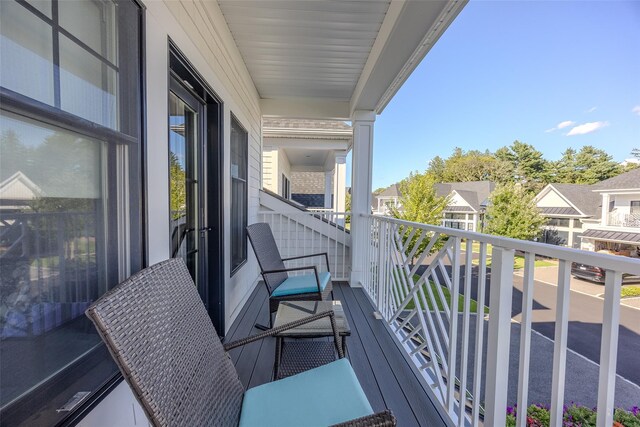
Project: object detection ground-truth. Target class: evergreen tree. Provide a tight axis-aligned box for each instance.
[495,141,549,192]
[573,145,621,184]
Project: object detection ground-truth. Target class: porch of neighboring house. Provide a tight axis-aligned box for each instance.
[224,281,447,427]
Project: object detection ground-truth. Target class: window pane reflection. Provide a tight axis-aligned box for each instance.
[0,110,111,408]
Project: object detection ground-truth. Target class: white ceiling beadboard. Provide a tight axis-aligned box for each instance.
[218,0,391,101]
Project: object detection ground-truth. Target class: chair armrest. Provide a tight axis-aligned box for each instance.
[330,410,396,427]
[223,309,344,358]
[262,266,323,294]
[281,252,331,273]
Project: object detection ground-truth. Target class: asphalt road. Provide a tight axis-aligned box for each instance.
[417,263,640,387]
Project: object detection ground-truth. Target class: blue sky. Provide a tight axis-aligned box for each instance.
[362,0,640,190]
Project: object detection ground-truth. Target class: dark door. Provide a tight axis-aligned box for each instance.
[168,59,225,333]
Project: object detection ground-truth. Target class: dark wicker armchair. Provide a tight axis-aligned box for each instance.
[247,222,334,329]
[85,259,395,427]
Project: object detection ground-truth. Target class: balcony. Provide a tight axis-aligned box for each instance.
[607,212,640,228]
[259,208,640,427]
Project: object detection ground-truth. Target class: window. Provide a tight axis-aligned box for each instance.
[231,116,248,274]
[547,217,571,228]
[0,1,143,425]
[282,173,290,199]
[631,201,640,214]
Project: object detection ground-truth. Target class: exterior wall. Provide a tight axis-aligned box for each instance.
[537,189,572,207]
[448,191,471,208]
[80,1,263,425]
[277,149,292,195]
[442,212,477,231]
[262,147,278,193]
[540,217,582,248]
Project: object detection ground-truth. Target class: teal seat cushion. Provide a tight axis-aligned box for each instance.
[271,271,331,297]
[239,359,373,427]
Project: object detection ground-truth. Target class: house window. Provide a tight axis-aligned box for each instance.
[0,1,143,425]
[547,217,570,228]
[231,115,248,274]
[282,174,291,199]
[631,201,640,214]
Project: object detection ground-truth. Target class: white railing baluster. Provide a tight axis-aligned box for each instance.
[446,236,461,414]
[472,241,487,426]
[517,252,535,427]
[484,246,514,427]
[596,270,623,427]
[551,260,571,427]
[457,239,474,426]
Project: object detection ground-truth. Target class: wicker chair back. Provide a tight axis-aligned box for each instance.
[86,258,244,427]
[246,222,288,293]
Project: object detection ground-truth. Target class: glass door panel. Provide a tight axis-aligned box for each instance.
[169,90,199,285]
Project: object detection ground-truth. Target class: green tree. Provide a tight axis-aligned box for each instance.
[391,172,450,255]
[495,141,549,192]
[426,155,445,181]
[573,145,621,184]
[169,152,186,220]
[552,148,579,183]
[484,183,546,241]
[437,147,509,183]
[631,148,640,159]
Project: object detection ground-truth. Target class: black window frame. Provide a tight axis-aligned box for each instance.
[230,114,248,275]
[0,0,145,425]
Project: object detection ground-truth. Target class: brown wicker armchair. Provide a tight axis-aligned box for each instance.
[247,222,334,329]
[86,258,395,427]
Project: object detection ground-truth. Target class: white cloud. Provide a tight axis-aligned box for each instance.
[633,105,640,116]
[566,121,609,136]
[586,106,597,113]
[545,120,575,132]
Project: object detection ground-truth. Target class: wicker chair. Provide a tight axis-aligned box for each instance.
[86,259,395,427]
[247,222,333,329]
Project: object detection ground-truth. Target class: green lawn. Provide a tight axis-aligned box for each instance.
[404,275,489,313]
[472,254,556,270]
[621,286,640,298]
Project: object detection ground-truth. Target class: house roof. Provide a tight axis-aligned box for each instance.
[377,184,400,198]
[593,167,640,191]
[263,118,351,131]
[539,207,581,216]
[435,181,495,211]
[544,183,602,217]
[580,229,640,245]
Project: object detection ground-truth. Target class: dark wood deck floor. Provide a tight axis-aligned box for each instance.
[223,282,447,427]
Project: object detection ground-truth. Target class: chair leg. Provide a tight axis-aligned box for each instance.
[254,312,273,331]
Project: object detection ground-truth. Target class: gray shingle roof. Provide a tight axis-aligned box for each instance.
[580,229,640,244]
[546,184,601,217]
[539,207,581,216]
[593,167,640,190]
[435,181,495,211]
[377,184,400,198]
[263,118,352,131]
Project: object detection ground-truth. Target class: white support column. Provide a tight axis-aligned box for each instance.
[324,170,333,209]
[601,194,610,226]
[350,110,375,287]
[334,151,347,213]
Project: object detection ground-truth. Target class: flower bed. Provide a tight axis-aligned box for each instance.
[505,403,640,427]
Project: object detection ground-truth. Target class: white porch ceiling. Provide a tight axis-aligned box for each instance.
[218,0,466,119]
[218,1,390,101]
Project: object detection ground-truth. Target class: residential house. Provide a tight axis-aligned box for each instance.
[0,1,636,427]
[372,183,401,215]
[534,168,640,254]
[534,183,601,248]
[580,168,640,256]
[436,181,495,232]
[262,118,351,211]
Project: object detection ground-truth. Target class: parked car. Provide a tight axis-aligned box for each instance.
[571,262,640,284]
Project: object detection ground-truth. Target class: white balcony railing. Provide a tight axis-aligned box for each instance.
[360,214,640,427]
[607,211,640,228]
[258,211,351,280]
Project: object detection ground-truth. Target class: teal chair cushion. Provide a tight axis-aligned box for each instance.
[239,359,373,427]
[271,271,331,297]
